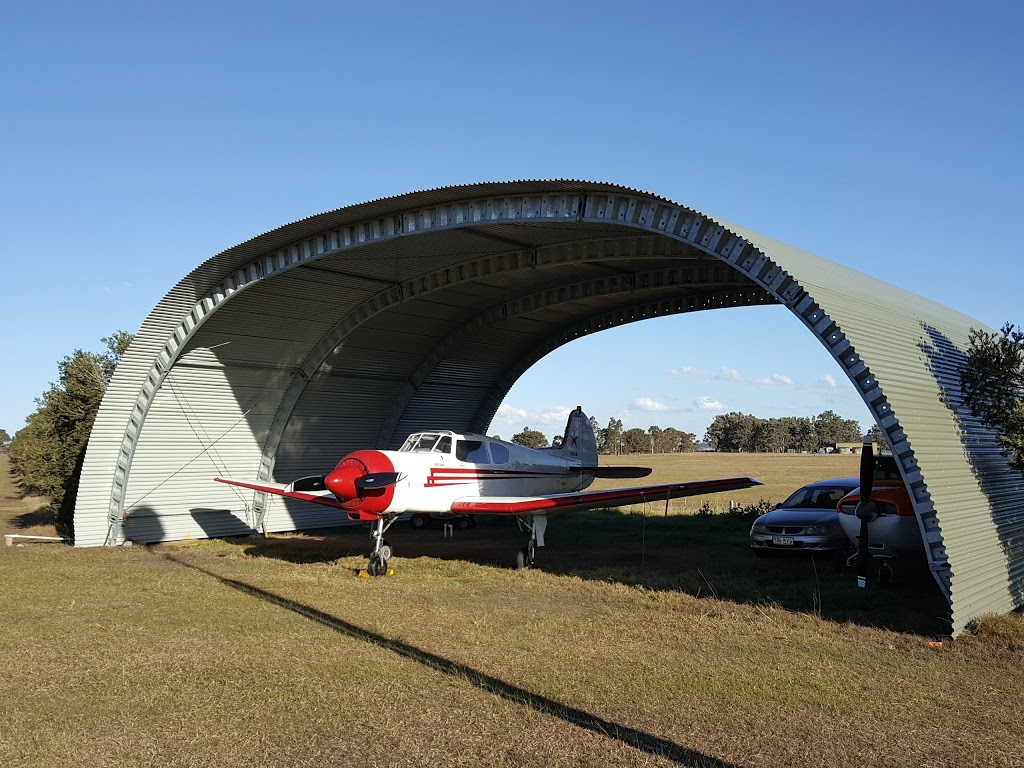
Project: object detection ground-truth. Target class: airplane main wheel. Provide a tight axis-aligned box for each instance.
[515,548,529,570]
[410,514,428,530]
[379,540,393,561]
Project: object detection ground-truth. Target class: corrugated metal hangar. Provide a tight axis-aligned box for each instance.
[75,180,1022,634]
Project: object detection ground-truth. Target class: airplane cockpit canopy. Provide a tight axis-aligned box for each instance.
[399,432,512,465]
[399,432,453,453]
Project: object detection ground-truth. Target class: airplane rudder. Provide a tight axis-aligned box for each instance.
[563,405,597,465]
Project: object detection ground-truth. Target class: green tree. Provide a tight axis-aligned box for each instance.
[511,427,548,449]
[604,417,623,454]
[0,427,10,452]
[9,332,134,538]
[750,418,789,453]
[665,428,697,452]
[622,427,649,454]
[960,323,1024,470]
[780,417,817,453]
[813,410,862,449]
[647,426,663,454]
[867,424,888,453]
[588,415,603,452]
[705,412,757,452]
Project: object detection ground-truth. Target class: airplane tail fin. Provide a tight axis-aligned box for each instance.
[551,406,598,467]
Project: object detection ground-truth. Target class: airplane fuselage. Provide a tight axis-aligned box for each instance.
[332,432,591,520]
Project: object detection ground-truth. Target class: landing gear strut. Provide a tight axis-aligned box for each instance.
[365,515,398,576]
[514,514,547,569]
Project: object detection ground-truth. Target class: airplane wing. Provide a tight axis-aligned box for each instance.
[214,477,347,509]
[450,476,762,514]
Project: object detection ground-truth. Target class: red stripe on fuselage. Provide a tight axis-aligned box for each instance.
[424,467,569,487]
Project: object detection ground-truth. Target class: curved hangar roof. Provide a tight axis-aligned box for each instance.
[76,180,1022,634]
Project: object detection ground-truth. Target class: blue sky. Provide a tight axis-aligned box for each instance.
[2,0,1021,442]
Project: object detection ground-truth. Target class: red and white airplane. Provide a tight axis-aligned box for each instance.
[216,407,761,575]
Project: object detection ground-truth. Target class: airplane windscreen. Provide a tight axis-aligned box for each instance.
[401,433,443,452]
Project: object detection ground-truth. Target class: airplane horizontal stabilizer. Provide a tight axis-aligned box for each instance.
[450,476,762,515]
[214,476,347,509]
[577,466,652,479]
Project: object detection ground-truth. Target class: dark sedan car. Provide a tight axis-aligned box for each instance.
[749,476,859,555]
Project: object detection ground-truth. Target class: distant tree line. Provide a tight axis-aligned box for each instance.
[8,332,133,538]
[511,418,698,455]
[703,410,863,453]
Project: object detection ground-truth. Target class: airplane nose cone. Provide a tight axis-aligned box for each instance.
[326,450,397,514]
[326,465,362,499]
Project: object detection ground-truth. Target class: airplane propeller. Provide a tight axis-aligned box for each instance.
[854,433,878,588]
[354,472,402,491]
[326,465,401,500]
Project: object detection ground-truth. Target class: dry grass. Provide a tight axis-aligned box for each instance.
[0,454,60,537]
[2,453,1023,768]
[591,452,863,511]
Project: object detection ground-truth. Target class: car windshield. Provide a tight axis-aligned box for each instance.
[873,455,901,481]
[780,485,855,509]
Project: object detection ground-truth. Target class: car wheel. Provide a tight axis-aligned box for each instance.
[878,562,895,588]
[831,549,848,573]
[410,514,428,530]
[455,516,472,530]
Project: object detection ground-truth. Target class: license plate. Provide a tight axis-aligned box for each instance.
[772,536,795,546]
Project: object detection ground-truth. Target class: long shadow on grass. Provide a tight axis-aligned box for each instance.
[165,553,741,768]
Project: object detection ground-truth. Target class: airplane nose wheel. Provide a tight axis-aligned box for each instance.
[365,516,397,577]
[367,552,389,577]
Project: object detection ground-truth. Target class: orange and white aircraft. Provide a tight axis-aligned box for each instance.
[216,407,761,575]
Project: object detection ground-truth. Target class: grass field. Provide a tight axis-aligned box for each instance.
[2,453,1022,767]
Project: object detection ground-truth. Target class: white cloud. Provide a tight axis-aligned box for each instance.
[672,366,713,380]
[675,365,795,386]
[537,406,573,425]
[492,404,572,430]
[696,396,726,412]
[820,374,837,388]
[496,403,527,421]
[634,397,670,412]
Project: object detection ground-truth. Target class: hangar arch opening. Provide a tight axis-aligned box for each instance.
[492,305,876,445]
[74,181,1024,635]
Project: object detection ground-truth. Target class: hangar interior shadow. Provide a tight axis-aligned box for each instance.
[164,552,742,768]
[216,509,952,638]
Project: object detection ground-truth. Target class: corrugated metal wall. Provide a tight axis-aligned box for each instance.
[74,181,1023,634]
